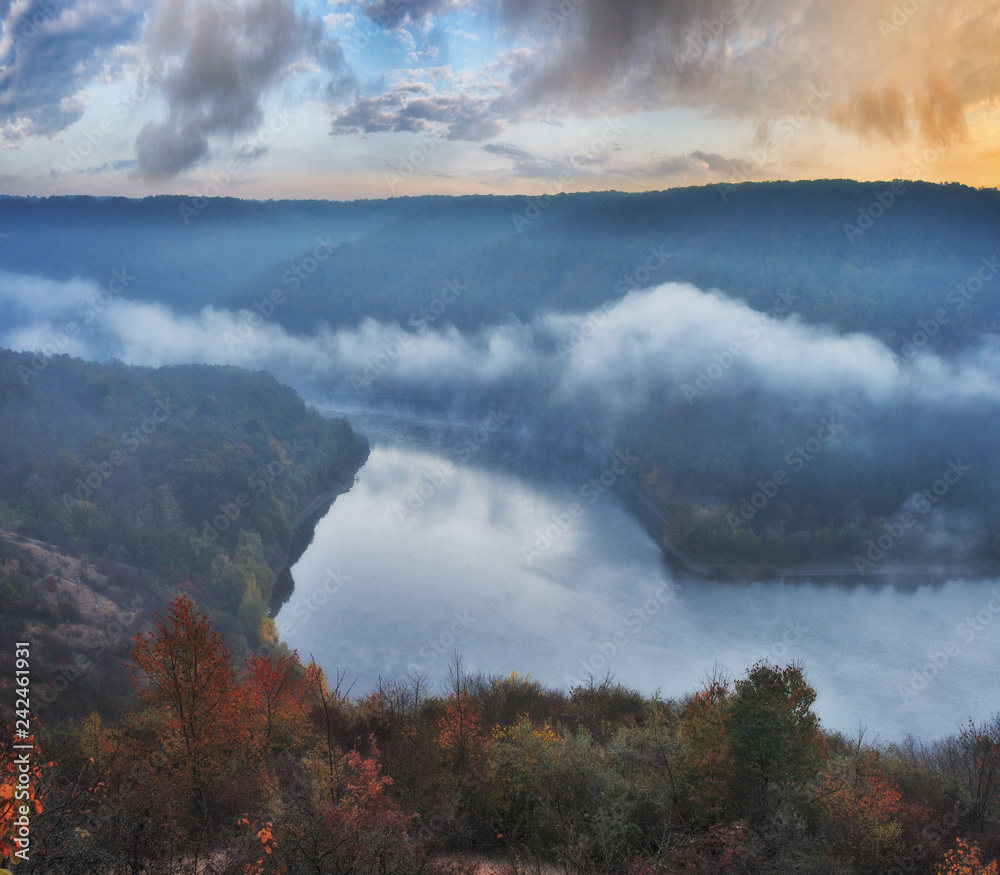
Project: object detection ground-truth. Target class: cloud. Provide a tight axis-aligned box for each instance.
[358,0,470,30]
[5,271,1000,419]
[336,0,989,153]
[0,270,95,319]
[831,83,908,143]
[915,70,969,147]
[645,150,750,179]
[546,285,903,414]
[332,81,505,140]
[832,72,969,147]
[482,140,600,177]
[135,0,342,177]
[0,0,147,141]
[318,0,992,165]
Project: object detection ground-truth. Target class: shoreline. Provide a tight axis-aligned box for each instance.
[266,479,357,617]
[616,469,1000,586]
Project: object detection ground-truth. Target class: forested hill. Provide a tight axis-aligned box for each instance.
[3,182,1000,573]
[4,182,999,348]
[0,194,419,308]
[0,349,369,652]
[214,180,1000,345]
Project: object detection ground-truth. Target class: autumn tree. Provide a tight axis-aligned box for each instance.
[302,663,357,806]
[820,735,905,873]
[127,594,245,823]
[436,692,488,778]
[29,713,178,874]
[241,650,312,758]
[678,670,734,822]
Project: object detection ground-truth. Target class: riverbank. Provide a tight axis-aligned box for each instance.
[614,464,1000,586]
[267,480,358,616]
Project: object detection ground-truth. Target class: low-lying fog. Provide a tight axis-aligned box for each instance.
[3,270,1000,740]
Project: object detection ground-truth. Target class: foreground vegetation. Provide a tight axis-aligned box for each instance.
[2,595,998,874]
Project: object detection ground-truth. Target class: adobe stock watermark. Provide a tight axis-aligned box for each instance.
[59,397,180,512]
[179,108,294,223]
[900,256,999,360]
[351,278,467,391]
[510,117,628,233]
[9,0,70,53]
[34,612,142,713]
[717,83,832,200]
[853,459,971,575]
[555,245,670,360]
[51,66,165,176]
[393,406,514,524]
[612,245,671,296]
[275,567,348,640]
[223,236,341,352]
[898,587,1000,704]
[543,0,586,29]
[757,620,808,667]
[411,611,477,669]
[681,288,799,403]
[522,449,639,567]
[33,654,93,711]
[407,277,467,331]
[726,415,845,532]
[555,301,618,360]
[384,131,439,193]
[342,0,411,62]
[878,0,930,38]
[674,0,751,68]
[190,438,310,554]
[564,582,678,688]
[843,180,907,242]
[18,268,135,386]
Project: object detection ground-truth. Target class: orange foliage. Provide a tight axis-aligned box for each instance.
[436,693,488,774]
[679,679,733,821]
[0,724,45,864]
[936,838,999,875]
[821,746,904,870]
[128,595,245,797]
[241,651,311,756]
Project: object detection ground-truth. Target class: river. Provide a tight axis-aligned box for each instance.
[275,407,1000,743]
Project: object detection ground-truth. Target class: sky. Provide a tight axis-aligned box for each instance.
[0,0,997,200]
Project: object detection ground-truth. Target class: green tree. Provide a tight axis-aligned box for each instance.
[726,662,827,820]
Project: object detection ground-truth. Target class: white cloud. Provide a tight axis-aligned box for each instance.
[3,272,1000,413]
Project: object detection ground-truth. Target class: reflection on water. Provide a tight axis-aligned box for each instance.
[276,415,1000,742]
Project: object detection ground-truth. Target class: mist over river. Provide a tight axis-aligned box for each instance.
[275,407,1000,743]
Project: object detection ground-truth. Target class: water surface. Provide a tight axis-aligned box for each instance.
[276,411,1000,742]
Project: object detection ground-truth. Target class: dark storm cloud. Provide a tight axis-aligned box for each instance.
[495,0,759,113]
[492,0,992,148]
[0,0,147,140]
[335,0,992,155]
[135,0,343,178]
